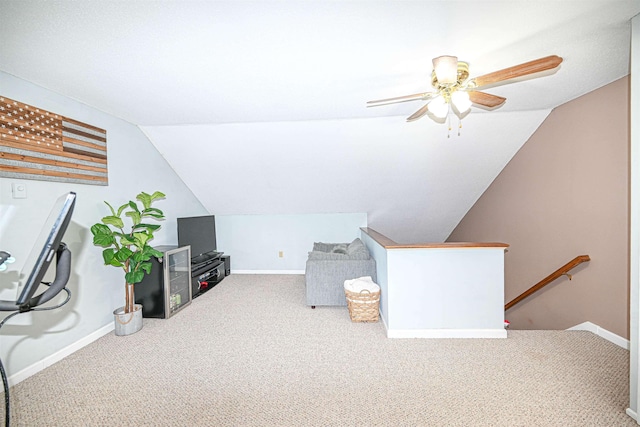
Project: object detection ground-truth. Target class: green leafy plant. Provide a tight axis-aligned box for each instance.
[91,191,166,313]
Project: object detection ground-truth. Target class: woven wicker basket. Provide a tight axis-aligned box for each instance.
[345,288,380,322]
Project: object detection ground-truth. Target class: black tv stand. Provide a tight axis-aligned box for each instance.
[191,253,225,298]
[191,250,222,266]
[177,215,226,298]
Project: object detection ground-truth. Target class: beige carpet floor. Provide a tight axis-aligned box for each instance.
[0,274,634,426]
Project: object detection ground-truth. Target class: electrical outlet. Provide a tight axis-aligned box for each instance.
[11,182,27,199]
[278,251,284,258]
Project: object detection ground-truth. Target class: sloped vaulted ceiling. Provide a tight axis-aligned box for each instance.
[1,1,639,242]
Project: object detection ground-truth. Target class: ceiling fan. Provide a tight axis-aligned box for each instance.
[367,55,563,123]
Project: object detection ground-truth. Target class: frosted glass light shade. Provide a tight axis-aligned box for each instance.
[429,95,448,118]
[451,90,472,113]
[433,56,458,85]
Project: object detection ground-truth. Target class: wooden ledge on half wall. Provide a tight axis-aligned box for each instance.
[360,227,509,250]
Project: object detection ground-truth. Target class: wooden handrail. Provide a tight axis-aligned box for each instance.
[505,255,590,311]
[360,227,509,250]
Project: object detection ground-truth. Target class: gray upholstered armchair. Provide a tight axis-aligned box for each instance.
[304,238,377,308]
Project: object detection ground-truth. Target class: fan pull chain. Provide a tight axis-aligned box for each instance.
[447,114,452,138]
[458,118,462,136]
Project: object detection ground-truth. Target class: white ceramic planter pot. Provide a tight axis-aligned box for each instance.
[113,304,143,336]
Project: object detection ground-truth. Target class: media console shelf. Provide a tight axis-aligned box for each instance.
[191,254,225,298]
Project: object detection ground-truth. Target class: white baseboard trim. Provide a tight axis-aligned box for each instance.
[8,323,114,387]
[625,407,637,421]
[567,321,629,350]
[386,328,508,339]
[232,270,305,275]
[380,310,507,339]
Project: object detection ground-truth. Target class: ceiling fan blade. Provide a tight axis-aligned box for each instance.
[406,104,430,122]
[472,55,563,88]
[468,91,506,108]
[367,92,433,106]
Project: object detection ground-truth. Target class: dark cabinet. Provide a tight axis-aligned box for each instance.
[135,245,192,318]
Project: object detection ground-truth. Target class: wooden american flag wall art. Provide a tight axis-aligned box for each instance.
[0,96,108,185]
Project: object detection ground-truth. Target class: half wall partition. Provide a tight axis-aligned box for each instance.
[360,227,508,338]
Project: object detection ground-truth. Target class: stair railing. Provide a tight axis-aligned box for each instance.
[505,255,590,311]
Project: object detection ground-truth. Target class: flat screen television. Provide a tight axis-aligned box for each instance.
[177,215,219,263]
[16,191,76,307]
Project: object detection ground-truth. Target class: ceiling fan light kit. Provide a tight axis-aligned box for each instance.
[432,55,459,85]
[429,95,448,119]
[450,90,472,114]
[367,55,564,136]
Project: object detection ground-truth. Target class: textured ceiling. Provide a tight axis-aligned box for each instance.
[1,1,638,242]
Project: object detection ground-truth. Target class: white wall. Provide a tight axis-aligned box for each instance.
[361,231,389,320]
[0,71,208,379]
[217,213,367,272]
[628,12,640,422]
[385,248,504,333]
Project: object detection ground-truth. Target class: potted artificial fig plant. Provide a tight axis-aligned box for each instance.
[91,191,165,335]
